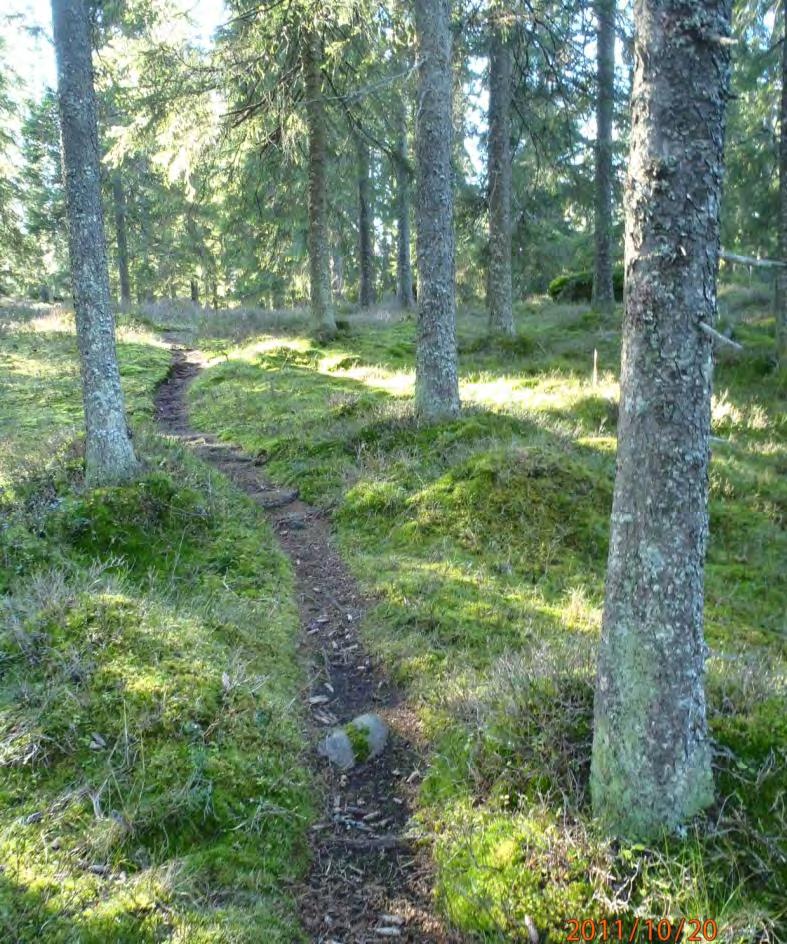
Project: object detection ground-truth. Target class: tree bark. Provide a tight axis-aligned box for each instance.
[190,278,199,303]
[777,0,787,366]
[357,137,376,307]
[111,170,131,305]
[486,21,515,336]
[51,0,138,485]
[591,0,732,838]
[394,92,415,309]
[592,0,616,312]
[304,30,337,339]
[332,244,345,299]
[414,0,460,420]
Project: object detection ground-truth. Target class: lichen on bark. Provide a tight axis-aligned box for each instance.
[304,28,337,340]
[413,0,460,421]
[591,0,732,838]
[52,0,138,486]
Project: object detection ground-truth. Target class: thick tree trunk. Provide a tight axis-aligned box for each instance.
[777,2,787,366]
[111,170,131,305]
[592,0,616,312]
[394,93,415,309]
[357,137,376,307]
[304,30,337,339]
[51,0,138,485]
[414,0,460,420]
[486,22,514,336]
[591,0,732,838]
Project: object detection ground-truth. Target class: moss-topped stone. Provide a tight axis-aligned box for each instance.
[318,713,389,769]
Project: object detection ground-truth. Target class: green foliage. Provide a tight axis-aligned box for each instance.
[17,91,69,300]
[548,266,624,303]
[0,42,28,296]
[722,0,781,258]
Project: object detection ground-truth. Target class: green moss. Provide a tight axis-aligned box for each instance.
[344,720,371,762]
[0,310,312,942]
[0,460,312,941]
[547,266,624,303]
[186,299,786,938]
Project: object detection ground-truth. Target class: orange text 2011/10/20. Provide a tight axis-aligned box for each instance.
[565,918,719,943]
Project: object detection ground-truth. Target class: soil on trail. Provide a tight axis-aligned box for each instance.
[155,346,462,944]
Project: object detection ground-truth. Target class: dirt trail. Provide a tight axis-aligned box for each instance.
[155,345,461,944]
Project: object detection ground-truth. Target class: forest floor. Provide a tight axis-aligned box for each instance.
[0,290,785,942]
[155,342,459,942]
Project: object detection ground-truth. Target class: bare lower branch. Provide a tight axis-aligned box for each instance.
[700,322,744,351]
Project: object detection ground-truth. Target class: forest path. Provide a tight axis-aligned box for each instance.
[155,344,460,944]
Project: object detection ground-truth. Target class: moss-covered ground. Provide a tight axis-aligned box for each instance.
[0,304,312,942]
[187,292,786,941]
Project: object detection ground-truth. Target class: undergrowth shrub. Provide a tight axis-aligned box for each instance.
[548,267,624,303]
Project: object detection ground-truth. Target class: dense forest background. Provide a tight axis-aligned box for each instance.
[0,0,780,310]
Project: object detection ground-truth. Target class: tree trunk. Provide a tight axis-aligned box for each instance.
[395,92,415,309]
[111,170,131,305]
[486,21,514,336]
[332,244,345,299]
[777,1,787,366]
[138,195,154,303]
[591,0,732,838]
[414,0,460,420]
[592,0,616,312]
[357,137,376,307]
[304,30,337,339]
[51,0,138,486]
[190,278,199,303]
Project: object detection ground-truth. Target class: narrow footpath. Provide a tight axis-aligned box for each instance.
[155,345,461,944]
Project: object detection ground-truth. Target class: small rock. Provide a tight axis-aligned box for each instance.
[282,513,306,530]
[318,729,355,769]
[259,488,298,509]
[352,713,388,757]
[318,713,389,769]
